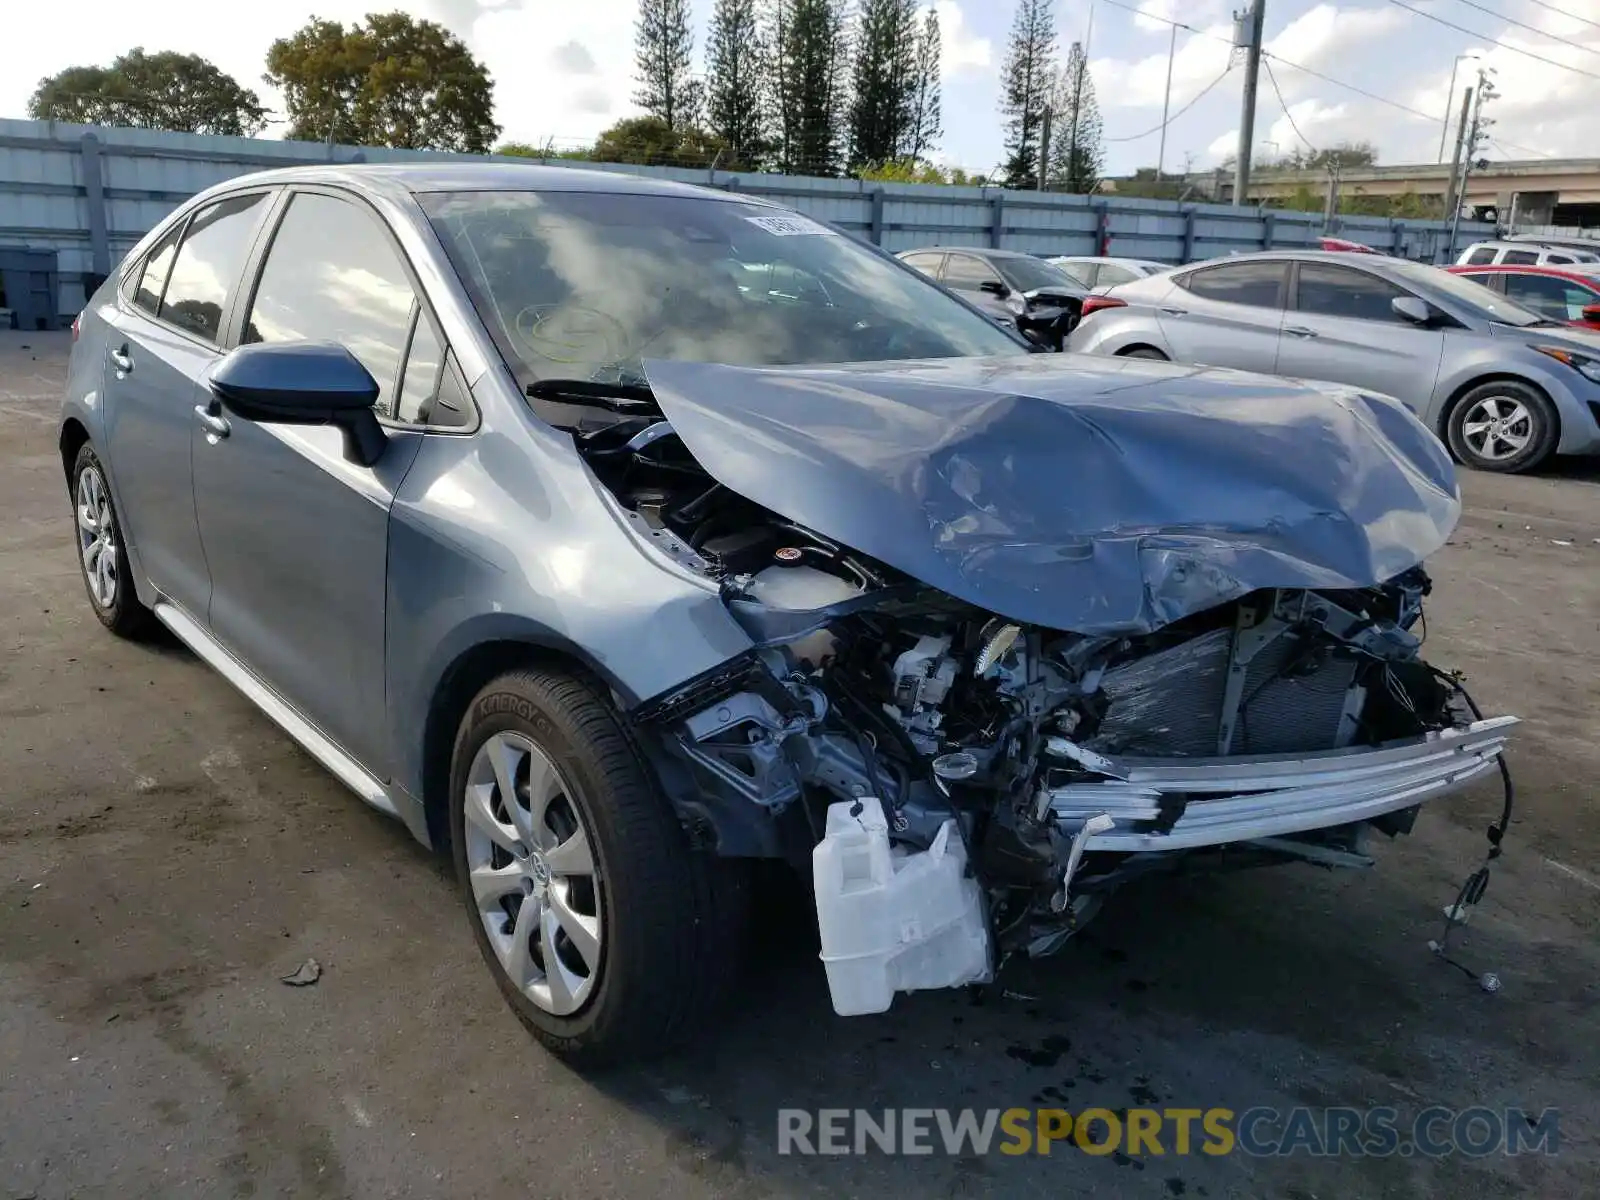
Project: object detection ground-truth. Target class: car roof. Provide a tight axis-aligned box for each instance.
[203,160,784,207]
[1465,239,1599,254]
[1451,261,1600,281]
[897,246,1041,260]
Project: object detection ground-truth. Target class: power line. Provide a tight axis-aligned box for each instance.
[1105,64,1233,141]
[1386,0,1600,81]
[1445,0,1600,57]
[1521,0,1600,33]
[1094,0,1237,48]
[1262,57,1316,152]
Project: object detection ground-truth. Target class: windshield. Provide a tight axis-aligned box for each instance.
[1000,256,1083,293]
[1390,259,1556,327]
[420,190,1025,385]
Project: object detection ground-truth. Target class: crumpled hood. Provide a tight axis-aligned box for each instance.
[641,355,1461,635]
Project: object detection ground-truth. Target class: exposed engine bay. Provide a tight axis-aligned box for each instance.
[554,375,1517,1014]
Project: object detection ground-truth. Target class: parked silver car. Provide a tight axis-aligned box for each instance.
[62,166,1514,1064]
[1065,250,1600,472]
[1046,255,1170,290]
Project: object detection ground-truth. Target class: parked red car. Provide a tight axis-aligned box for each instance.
[1447,262,1600,331]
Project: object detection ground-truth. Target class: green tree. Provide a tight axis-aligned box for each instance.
[998,0,1055,188]
[496,140,593,161]
[28,49,266,136]
[591,115,728,167]
[847,0,918,171]
[635,0,701,131]
[265,12,499,152]
[1048,41,1103,193]
[770,0,851,176]
[705,0,770,165]
[904,5,942,162]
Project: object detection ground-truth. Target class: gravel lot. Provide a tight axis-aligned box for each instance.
[1,329,1596,1199]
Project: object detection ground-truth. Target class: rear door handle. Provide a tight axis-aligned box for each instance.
[1284,325,1319,338]
[1159,307,1188,317]
[194,404,231,440]
[109,346,133,374]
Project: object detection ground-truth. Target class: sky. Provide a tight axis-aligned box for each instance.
[2,0,1598,178]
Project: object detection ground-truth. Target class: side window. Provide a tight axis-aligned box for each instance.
[131,222,184,316]
[943,254,1000,291]
[244,192,417,419]
[1465,247,1498,265]
[1504,274,1594,322]
[159,193,268,342]
[1295,263,1407,323]
[1546,254,1574,265]
[1179,262,1285,307]
[1096,264,1136,287]
[395,310,459,426]
[1501,250,1539,265]
[901,253,944,277]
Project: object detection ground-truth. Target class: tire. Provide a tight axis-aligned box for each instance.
[448,667,748,1067]
[1120,347,1169,361]
[70,444,154,638]
[1445,380,1559,474]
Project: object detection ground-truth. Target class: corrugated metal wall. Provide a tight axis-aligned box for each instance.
[0,116,1496,321]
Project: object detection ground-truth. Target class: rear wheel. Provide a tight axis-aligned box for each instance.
[449,667,748,1067]
[1446,380,1558,473]
[1120,346,1169,361]
[71,444,153,638]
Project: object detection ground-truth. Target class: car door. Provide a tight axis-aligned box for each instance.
[942,252,1012,323]
[1500,272,1600,327]
[1156,260,1288,372]
[1274,261,1446,406]
[102,192,273,618]
[191,187,445,773]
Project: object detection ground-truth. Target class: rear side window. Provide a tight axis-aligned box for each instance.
[1294,263,1408,323]
[1501,250,1539,265]
[132,223,183,316]
[158,193,268,342]
[1464,247,1497,265]
[1179,262,1285,307]
[243,192,417,419]
[1546,255,1574,265]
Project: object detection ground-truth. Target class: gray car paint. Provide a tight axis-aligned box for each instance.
[1067,250,1600,457]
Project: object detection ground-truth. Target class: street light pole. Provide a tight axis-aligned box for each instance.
[1231,0,1266,207]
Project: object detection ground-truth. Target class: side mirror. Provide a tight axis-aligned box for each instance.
[979,279,1010,297]
[1582,304,1600,324]
[1391,295,1432,326]
[210,342,386,466]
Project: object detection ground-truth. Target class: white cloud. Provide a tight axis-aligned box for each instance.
[1131,0,1231,36]
[936,0,992,75]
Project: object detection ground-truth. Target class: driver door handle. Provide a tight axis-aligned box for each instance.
[1284,325,1319,339]
[194,404,231,440]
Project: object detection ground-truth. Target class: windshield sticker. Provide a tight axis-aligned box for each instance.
[744,215,839,237]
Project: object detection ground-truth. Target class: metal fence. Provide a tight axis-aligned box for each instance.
[0,116,1497,327]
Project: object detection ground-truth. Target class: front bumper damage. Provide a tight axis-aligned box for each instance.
[1043,716,1519,852]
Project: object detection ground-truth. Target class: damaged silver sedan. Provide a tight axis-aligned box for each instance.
[62,164,1515,1066]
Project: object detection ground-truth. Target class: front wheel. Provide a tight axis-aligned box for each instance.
[1446,381,1558,473]
[448,667,747,1067]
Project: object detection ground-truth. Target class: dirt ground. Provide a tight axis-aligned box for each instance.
[1,329,1596,1199]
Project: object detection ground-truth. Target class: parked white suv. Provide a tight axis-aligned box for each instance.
[1457,240,1600,267]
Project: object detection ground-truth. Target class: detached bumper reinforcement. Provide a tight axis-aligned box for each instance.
[1044,717,1518,852]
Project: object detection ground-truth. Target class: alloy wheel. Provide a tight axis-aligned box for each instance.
[1459,395,1534,462]
[461,731,603,1016]
[76,466,117,608]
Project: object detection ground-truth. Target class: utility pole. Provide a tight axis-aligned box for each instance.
[1156,23,1177,180]
[1231,0,1266,207]
[1450,74,1495,256]
[1443,86,1473,227]
[1037,105,1053,191]
[1322,162,1341,233]
[1437,53,1478,163]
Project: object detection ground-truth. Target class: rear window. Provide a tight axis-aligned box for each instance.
[1179,261,1285,307]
